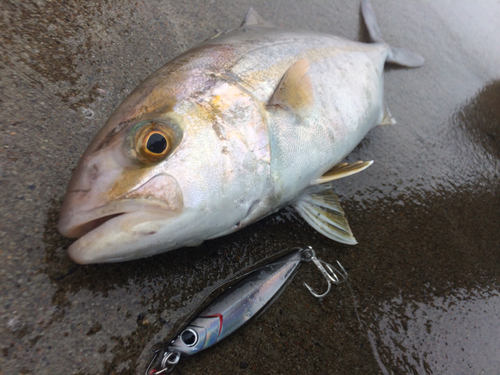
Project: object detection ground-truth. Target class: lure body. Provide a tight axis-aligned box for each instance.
[168,251,302,356]
[147,247,346,374]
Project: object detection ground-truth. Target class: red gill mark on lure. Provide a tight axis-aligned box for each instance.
[201,313,223,336]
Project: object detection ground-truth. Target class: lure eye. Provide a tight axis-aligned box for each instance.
[133,121,175,163]
[180,328,198,347]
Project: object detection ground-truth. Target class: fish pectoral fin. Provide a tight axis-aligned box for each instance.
[314,160,373,185]
[379,105,396,126]
[294,189,357,245]
[268,59,314,112]
[240,8,276,28]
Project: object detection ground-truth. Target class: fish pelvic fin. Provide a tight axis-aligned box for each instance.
[268,59,314,111]
[241,8,276,28]
[314,160,373,185]
[361,0,424,68]
[294,189,357,245]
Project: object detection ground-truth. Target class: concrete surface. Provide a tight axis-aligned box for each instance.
[1,0,500,374]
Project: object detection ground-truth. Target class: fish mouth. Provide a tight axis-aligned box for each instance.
[58,200,178,264]
[58,199,171,239]
[63,212,124,239]
[58,172,184,263]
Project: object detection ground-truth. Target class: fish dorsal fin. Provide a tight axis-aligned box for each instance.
[294,189,357,245]
[203,29,231,42]
[208,30,224,40]
[240,8,276,28]
[269,59,314,111]
[314,160,373,185]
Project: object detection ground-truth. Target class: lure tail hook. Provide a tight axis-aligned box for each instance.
[301,247,347,298]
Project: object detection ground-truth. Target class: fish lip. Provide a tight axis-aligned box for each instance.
[57,199,171,239]
[66,210,171,264]
[58,172,183,239]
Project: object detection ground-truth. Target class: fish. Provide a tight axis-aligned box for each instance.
[146,247,346,374]
[58,0,424,263]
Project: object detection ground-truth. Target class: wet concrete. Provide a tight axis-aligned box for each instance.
[1,0,500,374]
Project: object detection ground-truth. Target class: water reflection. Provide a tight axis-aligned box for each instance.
[359,81,500,374]
[369,286,500,374]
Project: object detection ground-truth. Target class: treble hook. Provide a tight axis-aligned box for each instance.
[301,246,347,298]
[145,349,161,375]
[145,348,180,375]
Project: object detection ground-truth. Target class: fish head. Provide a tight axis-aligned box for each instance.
[58,66,270,264]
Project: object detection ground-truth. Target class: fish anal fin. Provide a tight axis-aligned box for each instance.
[379,105,396,126]
[294,189,357,245]
[241,8,276,28]
[269,59,314,111]
[314,160,373,185]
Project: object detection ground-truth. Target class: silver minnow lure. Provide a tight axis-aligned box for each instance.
[146,247,347,374]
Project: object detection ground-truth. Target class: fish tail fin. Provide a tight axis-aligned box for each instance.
[361,0,424,68]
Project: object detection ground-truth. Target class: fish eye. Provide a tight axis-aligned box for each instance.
[146,132,167,154]
[132,121,175,163]
[180,328,198,347]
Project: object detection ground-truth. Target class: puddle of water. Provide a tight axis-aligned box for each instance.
[369,286,500,374]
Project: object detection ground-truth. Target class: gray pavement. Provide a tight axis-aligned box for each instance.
[1,1,500,374]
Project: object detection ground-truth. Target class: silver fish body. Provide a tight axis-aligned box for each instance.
[58,1,423,263]
[200,29,386,225]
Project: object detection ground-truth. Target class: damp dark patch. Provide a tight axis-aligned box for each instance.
[0,1,105,85]
[62,84,104,110]
[103,322,161,375]
[87,322,103,336]
[342,184,500,305]
[452,80,500,158]
[0,1,140,111]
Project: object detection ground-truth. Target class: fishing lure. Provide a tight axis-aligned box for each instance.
[146,247,347,374]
